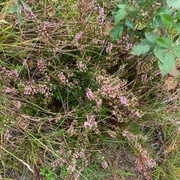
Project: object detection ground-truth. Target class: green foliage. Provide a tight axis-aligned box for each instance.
[109,0,180,76]
[158,51,175,76]
[145,32,159,44]
[173,21,180,33]
[40,167,57,180]
[130,44,151,56]
[114,9,126,25]
[160,13,174,26]
[172,45,180,57]
[116,1,179,76]
[167,0,180,9]
[110,24,123,41]
[156,37,171,49]
[3,0,32,26]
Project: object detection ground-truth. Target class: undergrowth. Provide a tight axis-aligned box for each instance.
[0,0,179,180]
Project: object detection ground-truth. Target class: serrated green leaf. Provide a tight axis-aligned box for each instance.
[153,15,163,28]
[110,24,123,41]
[156,7,174,15]
[140,39,153,46]
[173,22,180,33]
[114,9,126,25]
[158,52,175,76]
[125,19,135,30]
[145,32,159,43]
[172,45,180,57]
[130,44,151,56]
[161,14,174,26]
[167,0,180,9]
[154,45,167,63]
[156,37,171,49]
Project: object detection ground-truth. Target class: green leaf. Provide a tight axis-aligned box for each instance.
[172,35,180,43]
[21,0,32,11]
[153,15,163,28]
[14,0,19,6]
[110,24,123,41]
[176,10,180,20]
[173,22,180,33]
[145,32,159,43]
[161,14,174,26]
[167,0,180,9]
[125,19,135,30]
[17,14,23,26]
[154,45,167,63]
[117,4,126,9]
[140,38,153,46]
[156,7,173,15]
[8,5,18,13]
[130,44,151,56]
[114,9,126,25]
[158,52,175,76]
[172,45,180,57]
[156,37,171,49]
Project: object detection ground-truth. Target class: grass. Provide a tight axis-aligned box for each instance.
[0,0,180,180]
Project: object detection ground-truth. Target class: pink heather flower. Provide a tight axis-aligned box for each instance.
[74,168,83,180]
[15,101,21,110]
[24,85,33,95]
[96,99,102,107]
[102,160,108,169]
[97,7,105,24]
[134,111,142,118]
[141,150,156,168]
[58,72,67,84]
[22,5,37,21]
[67,164,75,173]
[119,96,129,106]
[5,87,16,93]
[3,69,19,82]
[73,31,83,46]
[84,114,97,130]
[86,88,96,100]
[37,59,46,72]
[77,61,86,71]
[106,42,113,53]
[50,159,60,167]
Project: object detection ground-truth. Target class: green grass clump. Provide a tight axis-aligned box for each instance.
[0,0,179,180]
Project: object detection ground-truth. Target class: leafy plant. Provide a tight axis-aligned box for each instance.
[110,1,180,76]
[40,167,57,180]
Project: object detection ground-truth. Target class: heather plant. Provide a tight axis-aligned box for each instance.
[0,0,180,180]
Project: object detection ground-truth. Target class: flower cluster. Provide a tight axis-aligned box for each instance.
[72,31,83,47]
[22,5,37,21]
[77,0,96,25]
[84,114,99,134]
[122,130,156,180]
[37,58,47,73]
[76,61,87,71]
[0,68,19,83]
[97,7,105,24]
[58,72,68,85]
[23,80,53,97]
